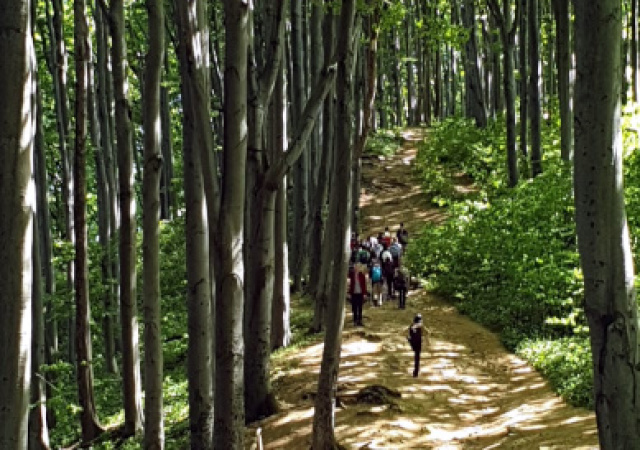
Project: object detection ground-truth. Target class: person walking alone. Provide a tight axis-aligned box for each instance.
[408,314,427,377]
[349,263,368,326]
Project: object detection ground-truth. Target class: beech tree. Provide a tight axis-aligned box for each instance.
[312,0,357,446]
[574,0,640,447]
[0,0,35,446]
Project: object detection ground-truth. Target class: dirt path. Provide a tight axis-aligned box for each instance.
[250,129,598,449]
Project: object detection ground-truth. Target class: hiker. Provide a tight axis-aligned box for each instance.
[381,227,392,248]
[408,313,426,377]
[349,263,368,326]
[350,232,359,252]
[357,244,371,266]
[397,222,409,248]
[369,257,384,306]
[389,237,403,268]
[394,266,409,309]
[382,251,395,300]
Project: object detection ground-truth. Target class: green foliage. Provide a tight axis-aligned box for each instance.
[407,114,595,408]
[365,129,403,157]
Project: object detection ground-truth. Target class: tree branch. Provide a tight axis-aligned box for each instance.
[263,63,338,191]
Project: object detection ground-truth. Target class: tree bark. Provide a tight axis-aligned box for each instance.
[143,0,165,446]
[574,1,640,448]
[312,0,356,447]
[108,0,144,434]
[215,1,249,447]
[552,0,573,161]
[74,0,104,439]
[529,0,542,177]
[0,3,34,447]
[175,1,215,447]
[462,0,487,127]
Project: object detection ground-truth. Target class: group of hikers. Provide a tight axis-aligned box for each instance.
[347,222,411,327]
[347,222,428,377]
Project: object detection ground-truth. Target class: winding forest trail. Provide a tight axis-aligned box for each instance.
[250,130,598,449]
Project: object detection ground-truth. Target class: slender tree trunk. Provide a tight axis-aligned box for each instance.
[291,0,309,294]
[175,1,215,446]
[0,4,34,442]
[143,0,165,446]
[462,0,487,127]
[632,0,639,102]
[160,82,174,220]
[529,0,542,177]
[519,0,528,160]
[552,0,573,161]
[312,0,356,447]
[574,1,640,447]
[271,64,291,351]
[74,0,103,439]
[108,0,144,434]
[215,1,249,446]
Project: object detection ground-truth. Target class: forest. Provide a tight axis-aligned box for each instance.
[0,0,638,448]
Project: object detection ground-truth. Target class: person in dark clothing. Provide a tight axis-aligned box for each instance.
[408,314,424,377]
[382,254,395,300]
[349,263,368,326]
[394,267,408,309]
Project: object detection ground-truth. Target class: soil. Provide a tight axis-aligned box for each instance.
[247,129,598,449]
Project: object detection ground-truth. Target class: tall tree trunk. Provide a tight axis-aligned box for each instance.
[574,1,640,447]
[392,29,403,126]
[74,0,104,439]
[488,0,519,187]
[462,0,487,127]
[632,0,639,102]
[312,0,356,447]
[47,0,75,363]
[215,1,249,446]
[291,0,309,294]
[143,0,165,446]
[0,3,34,441]
[31,76,51,450]
[529,0,542,177]
[175,1,215,447]
[108,0,144,434]
[160,82,174,220]
[552,0,573,161]
[519,0,528,160]
[271,64,291,351]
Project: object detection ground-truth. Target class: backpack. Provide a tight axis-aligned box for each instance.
[394,270,407,290]
[371,264,382,282]
[389,244,400,259]
[358,248,370,264]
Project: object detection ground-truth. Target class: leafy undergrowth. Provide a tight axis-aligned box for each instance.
[406,109,640,409]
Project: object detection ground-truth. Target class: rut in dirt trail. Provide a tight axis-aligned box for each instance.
[250,129,599,449]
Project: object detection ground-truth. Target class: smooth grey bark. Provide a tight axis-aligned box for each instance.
[392,28,403,126]
[142,0,165,446]
[107,0,144,434]
[311,0,356,447]
[290,0,309,294]
[271,63,291,351]
[215,1,249,446]
[462,0,487,127]
[519,0,528,160]
[528,0,542,177]
[30,78,51,450]
[488,0,520,187]
[632,0,639,102]
[159,82,174,220]
[74,0,104,439]
[310,6,337,323]
[552,0,573,161]
[88,23,118,375]
[175,1,214,447]
[46,0,74,362]
[0,3,34,447]
[405,0,414,124]
[574,1,640,447]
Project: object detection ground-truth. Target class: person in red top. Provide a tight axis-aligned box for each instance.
[348,263,368,326]
[381,227,392,248]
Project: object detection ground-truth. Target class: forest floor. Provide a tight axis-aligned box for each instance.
[246,129,599,449]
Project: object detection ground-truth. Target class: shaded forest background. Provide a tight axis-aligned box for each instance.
[2,0,640,448]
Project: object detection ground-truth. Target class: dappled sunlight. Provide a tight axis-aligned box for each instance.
[251,129,598,449]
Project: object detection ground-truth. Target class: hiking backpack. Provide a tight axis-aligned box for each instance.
[371,263,382,282]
